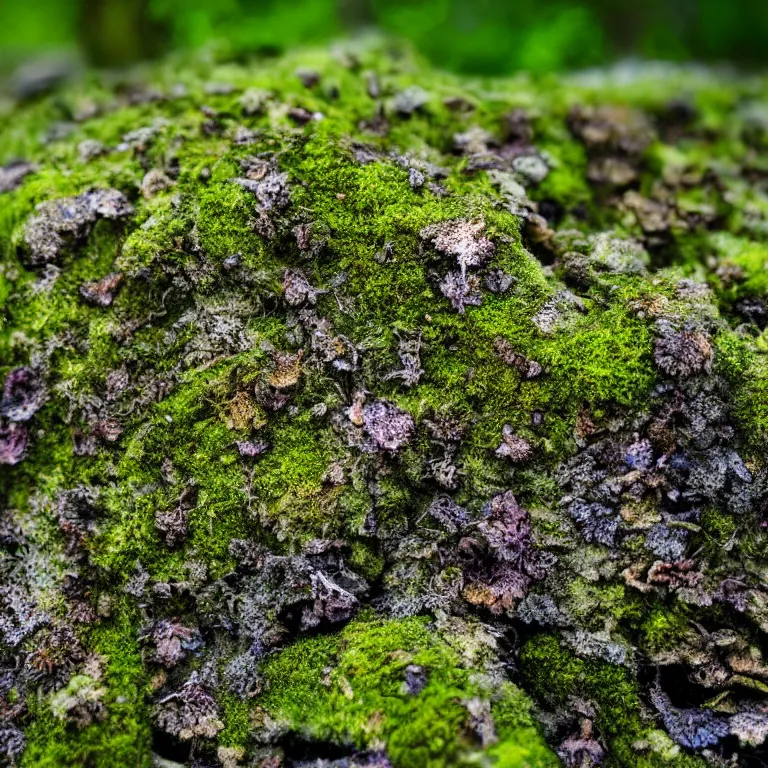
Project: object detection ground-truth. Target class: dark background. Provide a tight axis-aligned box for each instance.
[1,0,767,74]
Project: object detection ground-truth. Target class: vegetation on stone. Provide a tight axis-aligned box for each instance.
[1,37,768,768]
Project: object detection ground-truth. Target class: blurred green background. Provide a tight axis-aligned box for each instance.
[1,0,768,74]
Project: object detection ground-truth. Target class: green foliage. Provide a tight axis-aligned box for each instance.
[640,605,690,655]
[567,580,644,631]
[715,330,768,453]
[708,234,768,310]
[4,0,768,74]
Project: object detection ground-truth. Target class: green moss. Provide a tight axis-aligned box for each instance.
[261,614,557,768]
[534,302,655,412]
[566,580,643,631]
[348,540,385,581]
[715,330,768,453]
[700,507,738,547]
[709,233,768,304]
[249,411,339,541]
[641,606,690,655]
[488,684,561,767]
[22,608,152,768]
[118,195,193,272]
[534,135,591,206]
[520,635,707,768]
[219,695,253,749]
[194,181,268,262]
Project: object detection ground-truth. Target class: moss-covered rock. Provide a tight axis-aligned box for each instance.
[1,38,768,768]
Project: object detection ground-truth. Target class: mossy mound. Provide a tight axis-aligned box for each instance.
[2,38,768,768]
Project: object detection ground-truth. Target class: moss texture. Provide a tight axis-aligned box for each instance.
[1,38,768,768]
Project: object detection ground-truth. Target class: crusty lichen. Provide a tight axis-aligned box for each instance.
[1,37,768,768]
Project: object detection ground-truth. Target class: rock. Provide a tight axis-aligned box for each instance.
[2,38,767,768]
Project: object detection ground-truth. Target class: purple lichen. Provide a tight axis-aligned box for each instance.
[362,400,414,452]
[0,423,28,465]
[654,326,714,379]
[0,367,45,422]
[650,686,729,750]
[495,424,534,463]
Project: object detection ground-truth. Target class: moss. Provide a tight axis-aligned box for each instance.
[700,507,738,547]
[261,614,557,768]
[91,359,258,581]
[534,135,591,206]
[218,695,252,749]
[533,301,655,413]
[488,684,561,767]
[715,330,768,453]
[566,580,644,631]
[194,182,268,262]
[640,605,691,655]
[21,607,152,768]
[520,635,706,768]
[205,399,344,547]
[347,540,385,582]
[708,233,768,309]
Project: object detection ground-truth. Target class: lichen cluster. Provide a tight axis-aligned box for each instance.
[1,38,768,768]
